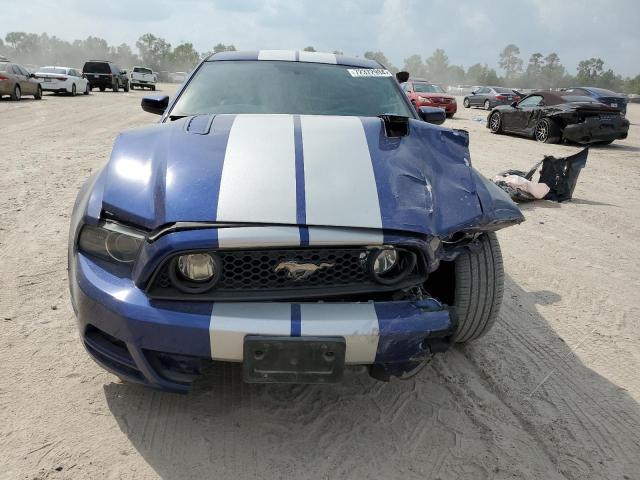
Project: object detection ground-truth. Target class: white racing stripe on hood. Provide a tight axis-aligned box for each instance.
[216,115,297,224]
[301,115,382,229]
[257,50,296,61]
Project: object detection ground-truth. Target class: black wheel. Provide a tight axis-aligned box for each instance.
[488,111,502,133]
[534,118,561,143]
[112,80,119,92]
[34,85,42,100]
[484,99,491,110]
[99,86,105,92]
[84,83,90,95]
[151,85,156,91]
[446,112,454,119]
[131,84,135,90]
[463,97,470,108]
[11,85,21,101]
[71,83,76,96]
[123,81,129,92]
[453,232,504,343]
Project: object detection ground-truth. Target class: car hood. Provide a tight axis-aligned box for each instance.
[416,92,453,99]
[97,114,522,236]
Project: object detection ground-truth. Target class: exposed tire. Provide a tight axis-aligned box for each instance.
[463,98,470,108]
[84,83,90,95]
[123,82,129,92]
[484,99,491,110]
[534,118,561,144]
[113,80,119,92]
[151,85,156,91]
[446,112,454,119]
[488,111,502,133]
[11,85,21,101]
[34,85,42,100]
[99,86,105,92]
[452,232,504,343]
[71,83,76,96]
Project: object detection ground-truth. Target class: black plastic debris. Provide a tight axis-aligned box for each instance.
[492,148,588,203]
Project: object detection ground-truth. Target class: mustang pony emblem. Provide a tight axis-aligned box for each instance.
[275,261,335,281]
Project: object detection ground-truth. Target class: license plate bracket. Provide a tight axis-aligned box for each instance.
[243,336,346,384]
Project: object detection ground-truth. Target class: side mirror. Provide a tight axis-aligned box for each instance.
[418,106,446,125]
[29,73,36,78]
[141,94,169,115]
[396,71,410,83]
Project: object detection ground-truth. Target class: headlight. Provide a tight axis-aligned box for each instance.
[78,223,144,263]
[367,247,417,285]
[418,96,431,103]
[169,252,222,293]
[372,248,398,274]
[177,253,216,282]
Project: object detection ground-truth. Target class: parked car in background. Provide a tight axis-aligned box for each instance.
[402,79,457,117]
[446,85,475,95]
[130,66,156,91]
[82,60,129,92]
[170,71,187,83]
[564,87,627,115]
[36,66,89,95]
[0,59,42,100]
[487,91,629,144]
[463,86,521,110]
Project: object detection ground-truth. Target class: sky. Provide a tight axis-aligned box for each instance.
[1,0,639,76]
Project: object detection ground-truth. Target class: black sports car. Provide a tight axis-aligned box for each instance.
[486,91,629,144]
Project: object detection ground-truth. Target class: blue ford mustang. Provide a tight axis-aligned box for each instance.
[68,50,524,393]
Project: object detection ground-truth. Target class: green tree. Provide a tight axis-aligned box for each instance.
[626,74,640,94]
[213,43,236,54]
[170,42,200,72]
[402,54,426,78]
[447,65,466,84]
[576,57,604,83]
[540,53,565,88]
[425,49,449,81]
[364,51,398,73]
[467,63,500,85]
[136,33,171,71]
[498,44,523,80]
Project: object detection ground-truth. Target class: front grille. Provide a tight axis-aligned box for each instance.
[147,247,426,301]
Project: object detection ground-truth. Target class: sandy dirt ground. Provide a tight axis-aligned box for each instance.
[1,85,639,480]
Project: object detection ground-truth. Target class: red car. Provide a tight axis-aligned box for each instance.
[402,80,457,118]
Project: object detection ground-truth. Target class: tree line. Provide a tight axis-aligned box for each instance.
[1,33,638,93]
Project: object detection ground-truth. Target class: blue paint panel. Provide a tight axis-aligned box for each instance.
[374,302,452,364]
[74,254,213,358]
[291,304,301,337]
[293,115,306,226]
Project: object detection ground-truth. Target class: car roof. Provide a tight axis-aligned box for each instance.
[529,91,601,106]
[206,50,381,69]
[572,86,618,96]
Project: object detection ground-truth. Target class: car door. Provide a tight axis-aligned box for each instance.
[15,65,35,94]
[70,69,87,90]
[472,87,487,106]
[509,95,543,132]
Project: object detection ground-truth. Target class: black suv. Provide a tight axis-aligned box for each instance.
[82,60,129,92]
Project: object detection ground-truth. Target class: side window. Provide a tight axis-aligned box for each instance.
[70,69,79,77]
[478,87,488,94]
[17,65,29,76]
[518,95,543,107]
[402,83,411,93]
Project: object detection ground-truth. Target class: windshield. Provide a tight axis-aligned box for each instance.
[170,61,413,118]
[134,67,152,74]
[413,83,445,93]
[40,67,67,74]
[0,63,8,72]
[83,62,110,73]
[494,87,515,94]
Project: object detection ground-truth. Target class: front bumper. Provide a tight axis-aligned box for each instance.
[71,252,454,393]
[563,116,630,144]
[417,101,457,114]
